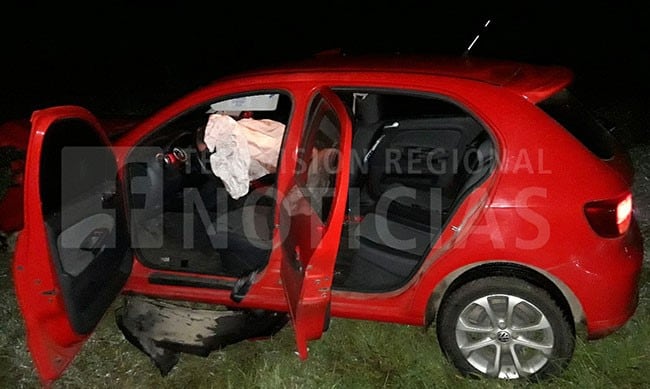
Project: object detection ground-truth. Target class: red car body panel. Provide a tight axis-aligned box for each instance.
[10,55,643,383]
[251,54,574,103]
[12,107,110,384]
[117,67,641,330]
[0,120,30,232]
[277,87,352,359]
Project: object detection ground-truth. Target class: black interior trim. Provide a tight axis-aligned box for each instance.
[333,89,498,293]
[149,272,236,290]
[40,118,132,334]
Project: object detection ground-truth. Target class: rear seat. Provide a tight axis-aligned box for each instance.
[342,136,495,291]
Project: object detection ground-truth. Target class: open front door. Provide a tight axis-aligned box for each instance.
[280,88,351,359]
[13,106,132,384]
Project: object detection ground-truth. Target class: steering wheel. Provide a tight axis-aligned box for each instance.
[151,126,278,208]
[133,131,194,216]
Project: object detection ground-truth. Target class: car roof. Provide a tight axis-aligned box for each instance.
[236,52,573,103]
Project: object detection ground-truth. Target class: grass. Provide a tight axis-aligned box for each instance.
[1,145,649,388]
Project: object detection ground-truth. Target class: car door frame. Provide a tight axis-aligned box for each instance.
[277,87,352,359]
[13,106,132,384]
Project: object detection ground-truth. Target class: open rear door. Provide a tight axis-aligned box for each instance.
[13,106,132,384]
[280,88,351,358]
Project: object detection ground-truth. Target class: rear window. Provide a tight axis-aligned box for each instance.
[537,89,617,159]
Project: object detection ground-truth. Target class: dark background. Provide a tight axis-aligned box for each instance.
[1,3,648,144]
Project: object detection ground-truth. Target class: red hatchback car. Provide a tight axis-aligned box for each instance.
[11,53,643,383]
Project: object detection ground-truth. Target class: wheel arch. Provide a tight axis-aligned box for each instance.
[425,261,585,335]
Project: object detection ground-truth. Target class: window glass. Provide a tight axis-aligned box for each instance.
[295,95,341,221]
[538,89,616,159]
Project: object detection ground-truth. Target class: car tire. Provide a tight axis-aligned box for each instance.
[436,276,574,380]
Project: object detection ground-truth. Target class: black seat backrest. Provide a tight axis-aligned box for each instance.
[349,120,384,188]
[346,120,386,217]
[457,138,495,196]
[348,93,382,187]
[365,117,481,200]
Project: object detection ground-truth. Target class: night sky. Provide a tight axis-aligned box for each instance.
[1,3,648,142]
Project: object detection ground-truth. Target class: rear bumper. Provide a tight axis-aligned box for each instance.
[583,220,643,339]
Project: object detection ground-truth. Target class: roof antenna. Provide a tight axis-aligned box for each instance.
[463,19,491,57]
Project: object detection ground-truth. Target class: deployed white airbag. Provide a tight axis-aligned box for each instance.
[203,114,284,199]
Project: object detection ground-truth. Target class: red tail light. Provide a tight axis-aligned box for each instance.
[584,193,633,238]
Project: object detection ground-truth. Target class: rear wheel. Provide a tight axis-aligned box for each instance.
[436,276,574,380]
